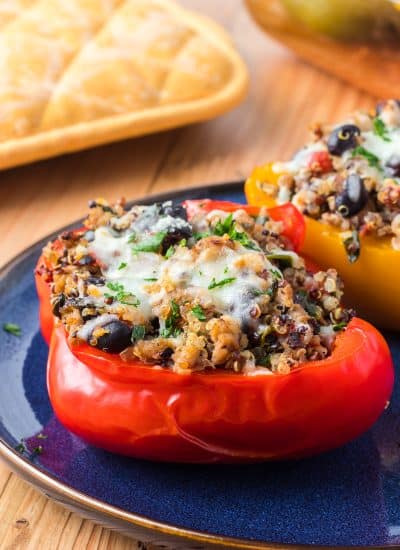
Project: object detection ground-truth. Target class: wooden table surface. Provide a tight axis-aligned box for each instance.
[0,1,376,549]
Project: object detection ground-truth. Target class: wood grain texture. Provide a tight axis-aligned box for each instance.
[0,1,377,548]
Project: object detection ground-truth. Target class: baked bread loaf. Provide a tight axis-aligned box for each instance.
[0,0,248,169]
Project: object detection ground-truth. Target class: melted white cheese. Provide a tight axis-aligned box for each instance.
[277,125,400,183]
[359,128,400,167]
[88,226,163,320]
[157,245,277,323]
[275,142,325,174]
[87,223,284,325]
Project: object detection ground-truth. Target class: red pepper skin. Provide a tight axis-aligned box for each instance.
[36,199,394,462]
[307,151,333,173]
[35,263,54,344]
[47,319,393,463]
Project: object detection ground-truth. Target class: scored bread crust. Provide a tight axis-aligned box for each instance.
[0,0,248,169]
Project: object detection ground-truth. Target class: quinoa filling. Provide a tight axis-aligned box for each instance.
[39,198,353,374]
[261,99,400,261]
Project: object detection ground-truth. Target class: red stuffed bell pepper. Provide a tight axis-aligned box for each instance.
[35,199,394,463]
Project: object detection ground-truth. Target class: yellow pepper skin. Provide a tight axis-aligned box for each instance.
[245,164,400,330]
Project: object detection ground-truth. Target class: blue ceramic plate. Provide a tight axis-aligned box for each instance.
[1,182,399,549]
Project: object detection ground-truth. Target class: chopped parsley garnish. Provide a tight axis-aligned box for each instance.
[213,213,259,250]
[32,445,43,456]
[333,321,347,331]
[14,439,43,457]
[270,268,283,280]
[192,304,206,321]
[14,439,27,454]
[105,281,140,307]
[131,325,146,342]
[143,277,157,282]
[118,262,127,270]
[127,232,137,243]
[132,231,166,253]
[208,276,236,290]
[342,230,360,263]
[373,117,391,142]
[160,300,182,338]
[3,323,21,336]
[352,146,381,170]
[214,213,235,236]
[252,284,276,298]
[223,266,229,274]
[165,245,175,259]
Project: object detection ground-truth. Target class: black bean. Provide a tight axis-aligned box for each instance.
[385,154,400,177]
[159,202,187,221]
[94,320,132,353]
[335,174,368,217]
[263,332,280,352]
[160,347,174,365]
[161,225,193,253]
[327,124,360,156]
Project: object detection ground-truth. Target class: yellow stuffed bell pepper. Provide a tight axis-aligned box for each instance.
[245,163,400,330]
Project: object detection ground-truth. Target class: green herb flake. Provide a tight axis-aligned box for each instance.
[372,117,391,142]
[179,239,187,247]
[32,445,43,457]
[165,245,175,259]
[132,231,166,253]
[127,232,137,243]
[333,321,347,332]
[270,268,283,280]
[252,284,276,298]
[143,277,157,282]
[208,277,236,290]
[105,281,140,307]
[118,262,127,270]
[214,213,235,236]
[131,325,146,343]
[352,146,381,170]
[3,323,21,336]
[14,439,27,454]
[192,304,206,321]
[213,214,259,250]
[160,300,182,338]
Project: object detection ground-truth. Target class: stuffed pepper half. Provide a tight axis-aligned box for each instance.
[245,99,400,328]
[36,198,393,463]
